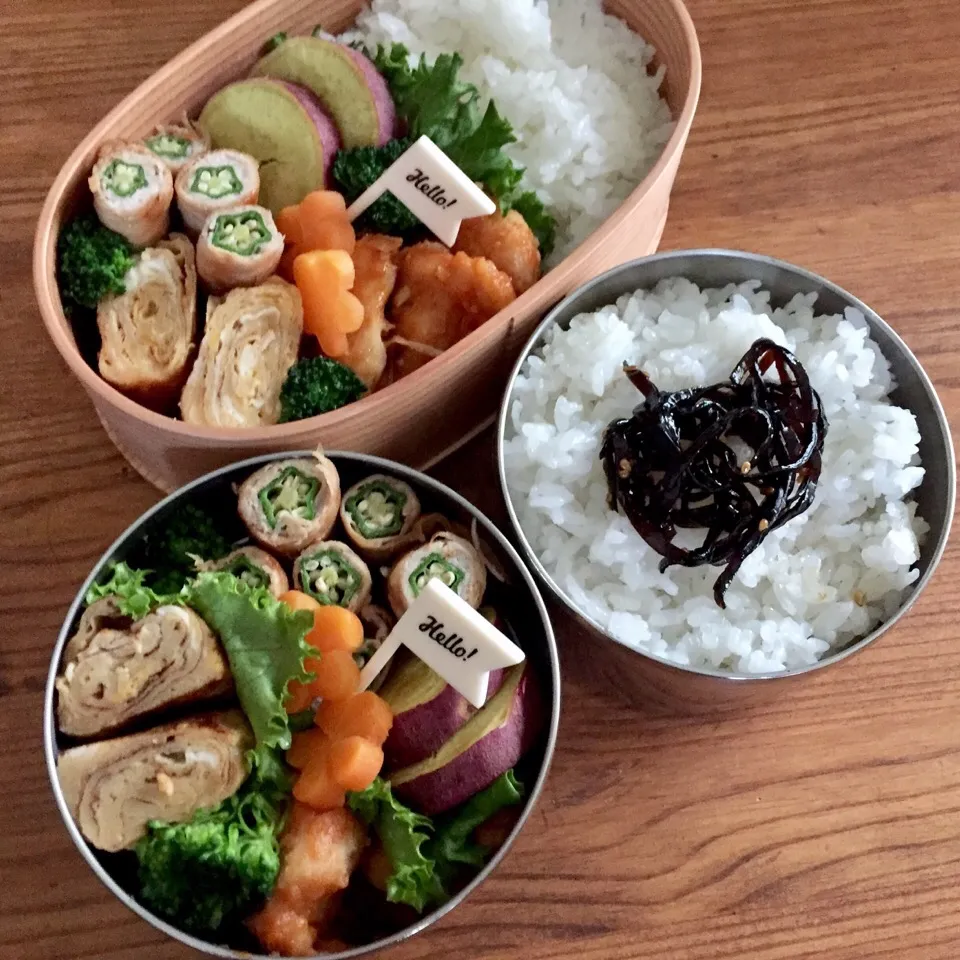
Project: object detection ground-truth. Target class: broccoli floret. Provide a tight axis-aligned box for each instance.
[140,504,232,594]
[57,214,136,311]
[135,750,289,936]
[332,138,422,236]
[279,357,367,423]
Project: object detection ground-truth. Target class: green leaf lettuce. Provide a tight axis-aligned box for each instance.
[366,43,556,256]
[183,572,315,753]
[347,771,526,913]
[431,770,525,871]
[348,778,445,913]
[84,562,179,619]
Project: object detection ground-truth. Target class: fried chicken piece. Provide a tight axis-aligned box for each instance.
[248,804,367,957]
[453,209,542,294]
[388,242,517,380]
[342,234,403,388]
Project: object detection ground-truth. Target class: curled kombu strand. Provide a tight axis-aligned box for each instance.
[600,338,828,608]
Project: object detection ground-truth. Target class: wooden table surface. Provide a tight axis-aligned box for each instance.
[2,0,959,957]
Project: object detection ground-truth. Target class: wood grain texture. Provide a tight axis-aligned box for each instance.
[1,0,959,958]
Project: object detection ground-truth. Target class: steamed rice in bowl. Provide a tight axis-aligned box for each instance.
[345,0,675,265]
[502,276,931,675]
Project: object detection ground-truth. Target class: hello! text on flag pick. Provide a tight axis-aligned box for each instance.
[357,578,525,709]
[346,135,497,248]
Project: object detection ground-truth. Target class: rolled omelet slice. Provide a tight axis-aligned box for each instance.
[56,710,252,852]
[196,204,284,292]
[175,148,260,232]
[237,453,341,557]
[96,233,197,410]
[89,141,174,247]
[142,119,209,174]
[56,602,230,739]
[179,278,302,428]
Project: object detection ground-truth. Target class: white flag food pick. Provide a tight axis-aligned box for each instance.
[357,578,525,708]
[346,135,497,247]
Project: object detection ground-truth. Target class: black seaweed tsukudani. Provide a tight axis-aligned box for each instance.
[601,338,828,608]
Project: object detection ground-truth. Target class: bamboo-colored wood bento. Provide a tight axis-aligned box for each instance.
[33,0,701,493]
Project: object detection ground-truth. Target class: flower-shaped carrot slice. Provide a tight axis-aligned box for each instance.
[293,249,364,358]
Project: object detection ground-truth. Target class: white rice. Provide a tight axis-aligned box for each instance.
[342,0,674,265]
[502,278,930,674]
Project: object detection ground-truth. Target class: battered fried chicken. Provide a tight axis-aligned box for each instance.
[342,234,403,388]
[247,804,367,957]
[388,242,518,380]
[453,209,542,294]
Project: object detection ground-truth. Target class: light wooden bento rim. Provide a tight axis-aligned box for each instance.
[33,0,701,443]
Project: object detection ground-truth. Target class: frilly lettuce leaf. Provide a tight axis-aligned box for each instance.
[431,770,525,871]
[348,778,445,912]
[84,562,179,619]
[183,572,314,753]
[366,42,556,256]
[347,771,526,913]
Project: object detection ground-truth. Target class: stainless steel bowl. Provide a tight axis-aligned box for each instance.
[44,451,560,959]
[497,250,955,709]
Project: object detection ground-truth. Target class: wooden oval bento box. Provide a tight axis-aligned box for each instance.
[33,0,701,493]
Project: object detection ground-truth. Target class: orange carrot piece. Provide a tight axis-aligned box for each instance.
[284,678,317,715]
[300,191,355,255]
[315,692,393,746]
[302,218,357,255]
[276,206,305,282]
[308,606,364,654]
[279,590,322,615]
[293,753,345,809]
[310,649,361,702]
[278,247,299,282]
[280,591,322,713]
[300,190,348,219]
[275,205,304,247]
[286,728,331,770]
[294,250,365,357]
[329,736,384,791]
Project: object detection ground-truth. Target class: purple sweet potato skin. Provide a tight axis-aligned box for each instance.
[273,81,341,183]
[392,667,543,815]
[343,47,397,145]
[384,668,508,772]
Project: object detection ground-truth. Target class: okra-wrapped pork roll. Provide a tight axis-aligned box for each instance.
[205,545,289,597]
[142,120,209,174]
[174,148,260,232]
[238,454,341,557]
[179,278,302,428]
[96,233,197,410]
[89,141,174,247]
[56,709,252,852]
[196,204,284,292]
[387,531,487,617]
[294,540,372,612]
[340,474,421,561]
[56,602,230,739]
